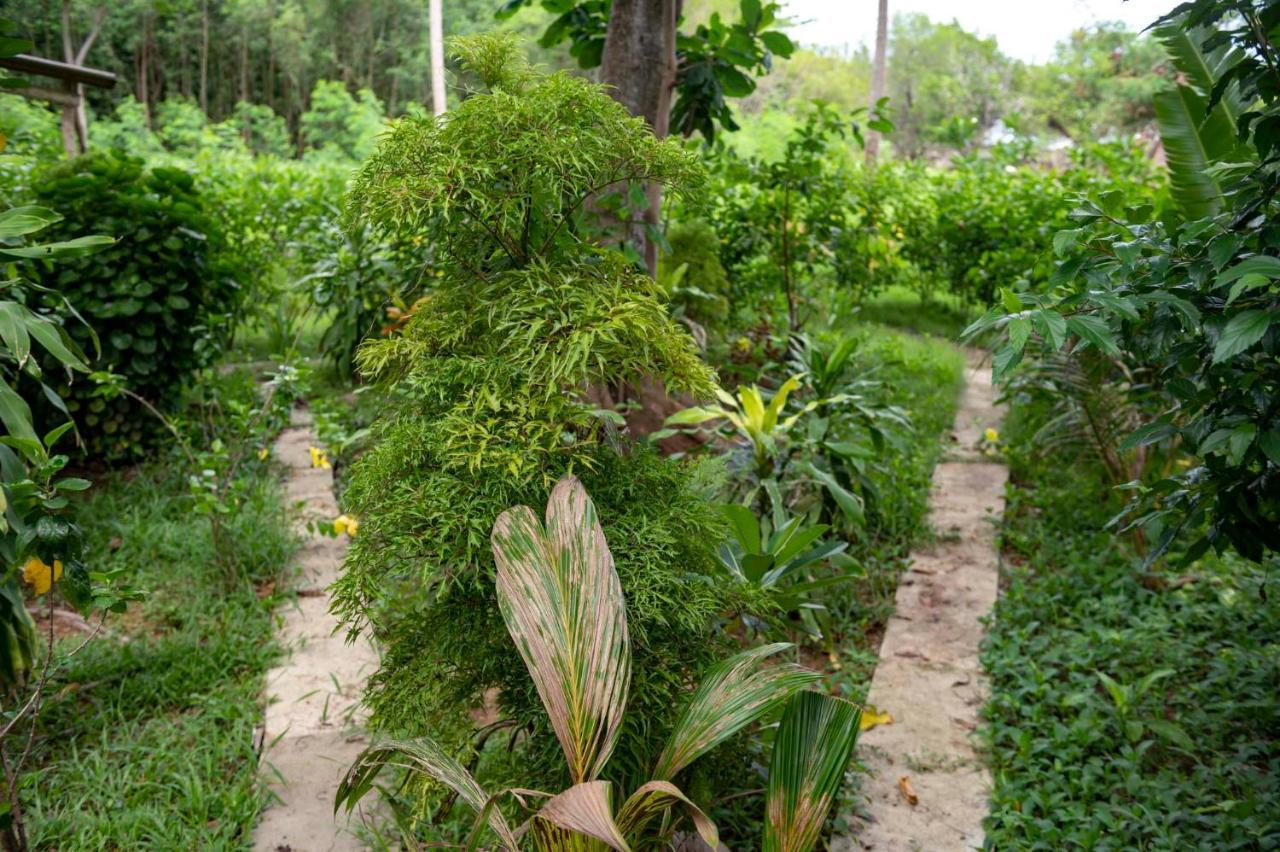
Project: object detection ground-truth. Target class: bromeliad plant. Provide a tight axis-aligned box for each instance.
[336,476,862,849]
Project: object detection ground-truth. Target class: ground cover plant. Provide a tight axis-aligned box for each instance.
[983,400,1280,849]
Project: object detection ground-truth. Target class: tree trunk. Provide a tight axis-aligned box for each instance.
[597,0,680,276]
[865,0,889,166]
[428,0,445,116]
[199,0,209,113]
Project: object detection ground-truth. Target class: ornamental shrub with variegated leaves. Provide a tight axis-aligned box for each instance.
[330,34,767,830]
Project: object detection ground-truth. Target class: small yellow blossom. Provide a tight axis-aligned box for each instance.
[257,447,270,461]
[309,446,332,469]
[984,427,1000,444]
[333,514,359,538]
[21,557,62,596]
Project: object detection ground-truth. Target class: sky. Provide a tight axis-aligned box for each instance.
[784,0,1178,64]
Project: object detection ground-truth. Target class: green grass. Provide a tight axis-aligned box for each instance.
[982,414,1280,849]
[20,465,297,848]
[854,284,980,342]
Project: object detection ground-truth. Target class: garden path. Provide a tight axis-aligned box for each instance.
[837,347,1006,851]
[253,406,379,852]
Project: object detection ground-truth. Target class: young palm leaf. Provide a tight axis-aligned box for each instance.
[334,736,519,849]
[763,691,862,852]
[534,781,630,850]
[652,642,819,781]
[491,475,631,784]
[616,780,719,849]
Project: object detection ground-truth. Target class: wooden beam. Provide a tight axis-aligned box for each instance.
[0,54,116,89]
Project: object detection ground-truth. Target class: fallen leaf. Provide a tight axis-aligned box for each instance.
[860,705,893,731]
[898,776,918,806]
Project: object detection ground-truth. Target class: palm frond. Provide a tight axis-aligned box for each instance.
[652,643,819,781]
[763,692,862,852]
[491,475,631,784]
[616,780,718,849]
[334,737,519,849]
[533,781,630,851]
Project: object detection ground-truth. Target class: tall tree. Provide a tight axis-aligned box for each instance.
[597,0,679,273]
[865,0,887,165]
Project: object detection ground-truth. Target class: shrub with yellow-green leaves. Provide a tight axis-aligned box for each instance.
[331,34,756,813]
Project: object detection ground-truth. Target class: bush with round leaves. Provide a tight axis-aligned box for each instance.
[29,150,240,460]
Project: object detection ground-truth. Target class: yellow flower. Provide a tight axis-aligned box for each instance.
[309,446,332,469]
[984,427,1000,444]
[333,514,359,538]
[21,557,62,596]
[257,447,270,461]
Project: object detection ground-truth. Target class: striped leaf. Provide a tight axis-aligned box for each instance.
[616,780,718,849]
[492,475,631,784]
[653,643,820,781]
[334,736,519,850]
[763,691,862,852]
[534,780,629,851]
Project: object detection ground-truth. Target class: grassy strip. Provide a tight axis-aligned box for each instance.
[21,466,296,848]
[982,420,1280,848]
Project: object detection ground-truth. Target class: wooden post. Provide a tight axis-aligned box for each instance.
[0,53,116,158]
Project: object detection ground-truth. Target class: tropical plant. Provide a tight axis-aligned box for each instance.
[716,503,856,637]
[28,150,241,460]
[336,476,862,849]
[330,35,753,811]
[966,0,1280,563]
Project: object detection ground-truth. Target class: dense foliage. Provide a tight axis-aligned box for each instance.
[972,1,1280,563]
[984,401,1280,848]
[331,37,756,817]
[27,151,238,459]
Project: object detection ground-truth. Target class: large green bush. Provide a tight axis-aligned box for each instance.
[331,34,750,818]
[29,150,239,459]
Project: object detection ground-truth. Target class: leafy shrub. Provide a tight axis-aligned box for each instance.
[29,150,239,459]
[300,80,386,161]
[970,5,1278,563]
[658,218,731,333]
[331,35,749,818]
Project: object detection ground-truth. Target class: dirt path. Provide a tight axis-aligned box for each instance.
[837,347,1007,851]
[253,406,379,852]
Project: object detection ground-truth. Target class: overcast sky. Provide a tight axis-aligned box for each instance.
[784,0,1178,64]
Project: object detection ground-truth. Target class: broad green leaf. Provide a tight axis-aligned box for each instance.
[1066,314,1119,355]
[0,302,30,365]
[653,643,818,781]
[1226,273,1269,306]
[491,475,630,783]
[1120,419,1176,451]
[1260,428,1280,465]
[334,737,518,848]
[26,316,88,371]
[1032,310,1068,351]
[616,780,718,849]
[0,380,36,445]
[723,503,762,552]
[0,206,60,238]
[1215,255,1280,287]
[1006,316,1031,353]
[763,691,861,852]
[1212,310,1272,363]
[798,461,863,524]
[0,235,114,259]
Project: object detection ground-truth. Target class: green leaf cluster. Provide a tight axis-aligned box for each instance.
[26,150,242,461]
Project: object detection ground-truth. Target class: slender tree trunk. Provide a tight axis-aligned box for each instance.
[428,0,445,115]
[865,0,889,166]
[597,0,680,275]
[138,13,152,128]
[199,0,209,112]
